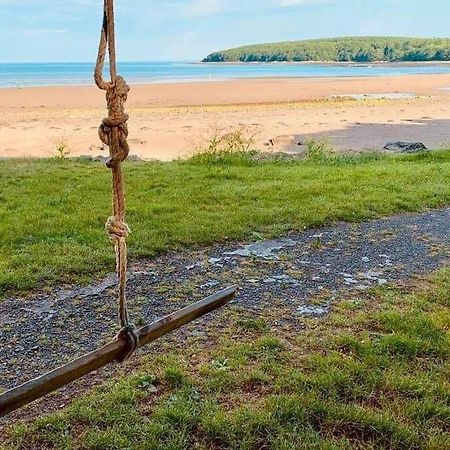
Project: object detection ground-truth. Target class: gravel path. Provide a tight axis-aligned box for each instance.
[1,208,450,416]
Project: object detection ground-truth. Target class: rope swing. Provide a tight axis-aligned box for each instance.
[94,0,139,363]
[0,0,237,417]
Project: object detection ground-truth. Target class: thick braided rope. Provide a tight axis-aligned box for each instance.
[95,0,138,363]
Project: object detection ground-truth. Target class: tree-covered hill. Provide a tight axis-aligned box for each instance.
[203,37,450,63]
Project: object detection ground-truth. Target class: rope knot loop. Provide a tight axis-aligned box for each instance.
[105,216,131,241]
[98,76,130,168]
[115,324,140,362]
[105,76,130,119]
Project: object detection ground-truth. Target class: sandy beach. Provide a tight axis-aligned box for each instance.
[1,74,450,160]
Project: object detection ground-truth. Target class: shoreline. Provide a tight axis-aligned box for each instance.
[2,67,450,90]
[2,61,450,90]
[1,74,450,109]
[1,70,449,91]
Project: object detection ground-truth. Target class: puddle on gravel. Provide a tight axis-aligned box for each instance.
[225,238,296,259]
[55,275,117,302]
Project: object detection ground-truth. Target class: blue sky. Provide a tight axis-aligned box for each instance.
[0,0,449,62]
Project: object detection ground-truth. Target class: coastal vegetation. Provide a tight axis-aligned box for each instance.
[203,37,450,63]
[1,149,450,296]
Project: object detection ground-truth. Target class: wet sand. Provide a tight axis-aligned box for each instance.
[1,74,450,160]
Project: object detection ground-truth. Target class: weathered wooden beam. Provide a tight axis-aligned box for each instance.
[0,286,237,417]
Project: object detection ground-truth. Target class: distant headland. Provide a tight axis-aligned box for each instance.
[203,37,450,63]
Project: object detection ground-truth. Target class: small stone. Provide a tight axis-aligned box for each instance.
[263,278,276,284]
[297,305,329,316]
[200,280,220,289]
[273,275,290,281]
[356,284,370,290]
[359,270,383,280]
[146,384,158,394]
[383,142,428,153]
[208,257,222,265]
[186,262,202,270]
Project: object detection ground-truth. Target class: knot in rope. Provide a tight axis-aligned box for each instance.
[98,76,130,168]
[115,324,140,363]
[105,216,131,241]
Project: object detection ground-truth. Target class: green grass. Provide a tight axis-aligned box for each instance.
[1,150,450,296]
[3,267,449,449]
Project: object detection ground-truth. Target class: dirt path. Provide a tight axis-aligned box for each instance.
[1,208,449,424]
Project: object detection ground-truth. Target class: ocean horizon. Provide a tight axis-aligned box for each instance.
[1,61,450,88]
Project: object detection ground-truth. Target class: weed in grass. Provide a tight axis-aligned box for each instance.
[189,124,258,165]
[165,367,187,389]
[135,374,158,391]
[54,140,70,159]
[304,137,334,161]
[236,318,269,332]
[313,235,324,250]
[258,336,285,354]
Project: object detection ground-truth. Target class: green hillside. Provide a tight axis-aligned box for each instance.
[203,36,450,63]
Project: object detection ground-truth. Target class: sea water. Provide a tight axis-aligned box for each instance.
[1,61,450,88]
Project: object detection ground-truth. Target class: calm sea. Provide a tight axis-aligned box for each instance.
[1,61,450,88]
